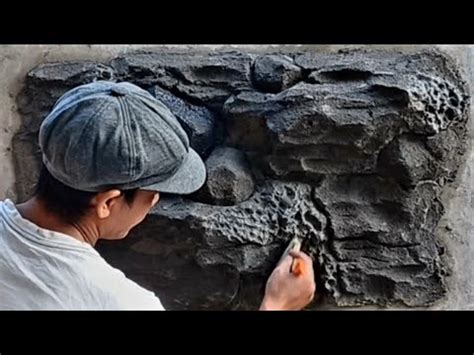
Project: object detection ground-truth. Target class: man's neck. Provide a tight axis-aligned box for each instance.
[16,197,100,246]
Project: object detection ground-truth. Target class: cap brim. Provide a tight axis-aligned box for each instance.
[140,148,206,195]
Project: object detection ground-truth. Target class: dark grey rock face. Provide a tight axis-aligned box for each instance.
[110,51,255,111]
[252,54,303,93]
[192,147,255,206]
[98,181,324,310]
[148,85,216,157]
[14,49,470,309]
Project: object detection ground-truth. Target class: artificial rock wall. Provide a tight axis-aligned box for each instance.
[13,48,471,309]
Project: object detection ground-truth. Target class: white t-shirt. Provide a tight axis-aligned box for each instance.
[0,199,164,310]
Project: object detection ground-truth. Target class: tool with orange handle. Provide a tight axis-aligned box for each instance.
[277,237,305,277]
[291,257,305,277]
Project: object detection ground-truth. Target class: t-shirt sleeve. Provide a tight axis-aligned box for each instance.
[100,268,165,310]
[117,280,165,310]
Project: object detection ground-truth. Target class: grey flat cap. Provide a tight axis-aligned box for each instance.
[39,81,206,194]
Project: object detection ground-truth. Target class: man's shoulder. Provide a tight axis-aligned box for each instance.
[82,255,165,310]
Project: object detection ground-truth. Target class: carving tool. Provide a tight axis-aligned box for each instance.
[277,236,305,276]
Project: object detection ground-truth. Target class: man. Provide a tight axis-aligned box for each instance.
[0,81,315,310]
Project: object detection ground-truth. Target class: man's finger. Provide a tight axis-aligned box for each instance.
[289,250,313,264]
[277,253,294,270]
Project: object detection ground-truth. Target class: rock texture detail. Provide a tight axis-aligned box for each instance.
[13,49,470,309]
[192,147,255,206]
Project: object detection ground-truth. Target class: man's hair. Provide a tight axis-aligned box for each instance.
[35,165,138,223]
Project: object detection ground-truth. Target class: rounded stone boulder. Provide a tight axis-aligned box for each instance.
[194,147,255,206]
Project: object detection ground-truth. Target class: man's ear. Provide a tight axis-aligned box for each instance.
[91,189,122,219]
[152,192,160,207]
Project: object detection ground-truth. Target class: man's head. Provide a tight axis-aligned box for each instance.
[35,81,206,240]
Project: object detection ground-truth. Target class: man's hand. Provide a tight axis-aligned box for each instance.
[259,250,316,311]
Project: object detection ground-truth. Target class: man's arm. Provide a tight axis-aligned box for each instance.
[259,251,316,311]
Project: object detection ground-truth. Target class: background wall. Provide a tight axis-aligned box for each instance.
[0,44,471,309]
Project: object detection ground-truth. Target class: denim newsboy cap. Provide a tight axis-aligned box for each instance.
[39,81,206,194]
